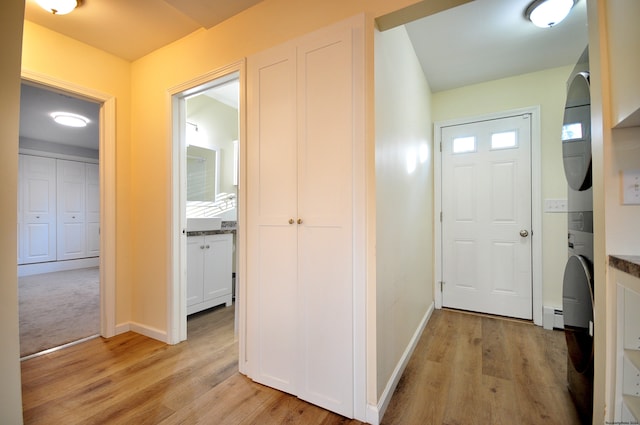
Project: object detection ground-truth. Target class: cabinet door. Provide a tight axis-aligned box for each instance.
[203,234,232,301]
[295,23,354,417]
[247,41,299,394]
[57,159,86,260]
[19,155,57,264]
[187,236,205,307]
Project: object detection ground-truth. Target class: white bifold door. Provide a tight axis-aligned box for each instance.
[247,17,362,418]
[57,159,100,261]
[18,155,57,264]
[441,114,532,320]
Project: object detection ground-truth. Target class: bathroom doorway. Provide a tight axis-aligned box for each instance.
[170,63,244,353]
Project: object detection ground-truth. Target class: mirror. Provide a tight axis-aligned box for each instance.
[187,145,218,201]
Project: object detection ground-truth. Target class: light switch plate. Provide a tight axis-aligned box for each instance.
[622,170,640,205]
[544,198,568,212]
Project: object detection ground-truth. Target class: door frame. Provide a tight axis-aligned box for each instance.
[21,69,118,338]
[434,106,542,326]
[167,61,247,371]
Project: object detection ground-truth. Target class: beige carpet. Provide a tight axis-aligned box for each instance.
[18,267,99,358]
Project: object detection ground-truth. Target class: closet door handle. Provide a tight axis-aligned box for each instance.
[289,218,294,224]
[297,218,303,224]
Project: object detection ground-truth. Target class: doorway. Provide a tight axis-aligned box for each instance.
[169,62,244,353]
[435,107,543,324]
[17,74,117,357]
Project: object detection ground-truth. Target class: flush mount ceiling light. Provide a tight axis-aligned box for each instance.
[525,0,576,28]
[51,112,89,127]
[35,0,82,15]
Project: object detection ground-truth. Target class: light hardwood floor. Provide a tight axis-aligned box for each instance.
[21,307,581,425]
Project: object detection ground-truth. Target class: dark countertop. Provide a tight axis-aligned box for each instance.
[609,255,640,279]
[186,220,236,237]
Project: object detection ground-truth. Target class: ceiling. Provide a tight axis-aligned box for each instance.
[23,0,266,62]
[20,0,588,150]
[405,0,588,92]
[20,83,100,149]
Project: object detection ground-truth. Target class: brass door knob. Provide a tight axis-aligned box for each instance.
[297,218,303,224]
[289,218,294,224]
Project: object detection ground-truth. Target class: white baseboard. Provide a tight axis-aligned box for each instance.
[18,257,100,277]
[128,322,169,343]
[543,306,564,330]
[366,302,435,425]
[115,323,131,335]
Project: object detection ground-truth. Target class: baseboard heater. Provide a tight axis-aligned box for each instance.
[543,306,564,330]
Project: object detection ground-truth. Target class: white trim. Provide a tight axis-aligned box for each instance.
[366,303,434,425]
[20,70,117,338]
[115,322,131,335]
[128,322,168,343]
[18,148,99,163]
[434,106,543,326]
[350,14,367,422]
[167,61,246,358]
[18,257,99,277]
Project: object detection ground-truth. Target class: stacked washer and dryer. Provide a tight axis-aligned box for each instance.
[561,47,594,424]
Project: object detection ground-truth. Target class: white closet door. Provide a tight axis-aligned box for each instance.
[19,155,57,264]
[295,25,354,417]
[57,159,86,260]
[247,19,358,419]
[85,163,100,257]
[247,42,299,394]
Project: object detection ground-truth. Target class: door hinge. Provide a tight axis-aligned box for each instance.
[439,281,445,292]
[440,211,443,222]
[440,141,442,152]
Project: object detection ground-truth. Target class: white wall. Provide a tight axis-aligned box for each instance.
[605,126,640,255]
[1,1,24,423]
[186,95,238,196]
[432,65,573,310]
[375,25,434,401]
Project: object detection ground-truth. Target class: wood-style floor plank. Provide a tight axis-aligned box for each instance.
[382,309,582,425]
[22,306,581,425]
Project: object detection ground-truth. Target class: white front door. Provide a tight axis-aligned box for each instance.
[441,113,532,320]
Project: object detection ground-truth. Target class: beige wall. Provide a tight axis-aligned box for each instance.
[21,21,133,327]
[1,2,25,423]
[126,0,424,342]
[374,25,434,400]
[432,66,574,310]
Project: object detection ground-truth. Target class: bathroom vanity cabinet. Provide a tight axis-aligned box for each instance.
[186,233,232,315]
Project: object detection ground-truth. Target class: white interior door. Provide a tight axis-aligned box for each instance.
[19,155,57,264]
[441,114,532,319]
[57,159,86,261]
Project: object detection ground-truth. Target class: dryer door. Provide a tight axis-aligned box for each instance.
[562,254,594,373]
[562,72,592,191]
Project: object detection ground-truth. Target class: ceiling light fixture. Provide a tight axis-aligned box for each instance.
[35,0,82,15]
[525,0,576,28]
[51,112,89,128]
